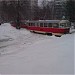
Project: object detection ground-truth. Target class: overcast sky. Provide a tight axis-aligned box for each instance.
[38,0,51,6]
[38,0,52,3]
[38,0,51,2]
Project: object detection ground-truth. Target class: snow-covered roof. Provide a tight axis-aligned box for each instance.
[59,20,70,24]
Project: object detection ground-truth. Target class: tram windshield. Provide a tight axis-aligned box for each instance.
[60,23,66,28]
[59,23,70,28]
[52,23,59,28]
[59,20,70,28]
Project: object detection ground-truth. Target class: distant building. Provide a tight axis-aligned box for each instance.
[53,0,66,19]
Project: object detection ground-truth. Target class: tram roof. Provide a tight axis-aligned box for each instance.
[26,20,60,23]
[59,20,70,23]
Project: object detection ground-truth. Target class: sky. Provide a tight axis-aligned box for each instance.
[38,0,51,2]
[38,0,52,6]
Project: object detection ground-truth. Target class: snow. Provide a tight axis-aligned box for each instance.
[0,23,74,74]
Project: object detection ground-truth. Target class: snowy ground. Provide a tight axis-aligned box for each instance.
[0,23,74,74]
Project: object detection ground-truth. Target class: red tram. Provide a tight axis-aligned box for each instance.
[11,20,70,37]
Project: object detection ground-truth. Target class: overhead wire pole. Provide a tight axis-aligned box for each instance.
[16,0,21,29]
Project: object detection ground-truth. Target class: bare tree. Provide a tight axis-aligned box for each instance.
[38,0,53,20]
[0,0,31,22]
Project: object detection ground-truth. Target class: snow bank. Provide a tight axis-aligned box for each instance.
[0,23,74,74]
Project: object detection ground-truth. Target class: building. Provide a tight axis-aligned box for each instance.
[53,0,66,19]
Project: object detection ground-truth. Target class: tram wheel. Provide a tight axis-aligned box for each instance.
[46,33,52,36]
[33,31,35,33]
[0,23,1,25]
[55,35,61,37]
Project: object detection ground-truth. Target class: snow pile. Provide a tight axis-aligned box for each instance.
[0,23,74,74]
[0,23,29,55]
[0,23,57,56]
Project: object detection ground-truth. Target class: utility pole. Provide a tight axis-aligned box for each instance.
[16,0,21,29]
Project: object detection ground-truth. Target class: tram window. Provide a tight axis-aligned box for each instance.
[28,23,31,26]
[48,23,52,27]
[31,23,35,26]
[40,23,43,27]
[60,23,66,28]
[67,22,70,27]
[33,23,35,26]
[53,23,59,28]
[36,23,39,27]
[35,23,37,27]
[38,23,39,27]
[31,23,33,26]
[65,23,68,27]
[65,23,70,27]
[44,23,47,27]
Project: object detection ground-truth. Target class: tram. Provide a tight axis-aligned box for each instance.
[11,20,70,37]
[25,20,70,36]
